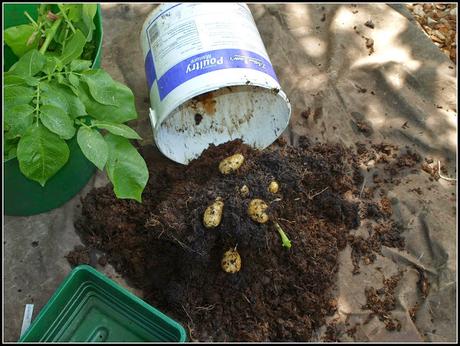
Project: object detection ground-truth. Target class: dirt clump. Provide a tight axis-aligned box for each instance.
[65,245,91,267]
[409,302,420,322]
[71,138,405,341]
[417,268,430,299]
[362,271,404,331]
[346,324,359,337]
[421,161,441,181]
[322,320,341,341]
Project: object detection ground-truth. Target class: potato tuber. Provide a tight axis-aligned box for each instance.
[268,180,279,194]
[203,197,224,228]
[240,184,249,197]
[248,198,269,224]
[219,153,244,174]
[221,248,241,273]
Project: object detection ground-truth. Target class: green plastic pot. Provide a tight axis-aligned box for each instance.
[4,4,103,216]
[19,265,187,342]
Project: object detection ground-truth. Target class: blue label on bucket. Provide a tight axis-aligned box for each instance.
[145,48,279,100]
[145,50,157,90]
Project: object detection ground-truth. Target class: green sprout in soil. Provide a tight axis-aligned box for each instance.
[274,221,292,249]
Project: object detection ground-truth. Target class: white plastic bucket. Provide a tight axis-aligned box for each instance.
[140,3,291,164]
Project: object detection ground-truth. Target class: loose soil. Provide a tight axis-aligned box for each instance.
[71,138,410,341]
[362,271,404,331]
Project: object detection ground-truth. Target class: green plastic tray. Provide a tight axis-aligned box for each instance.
[19,265,187,342]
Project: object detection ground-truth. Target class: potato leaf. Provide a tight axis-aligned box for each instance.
[17,123,70,186]
[105,134,148,202]
[40,104,76,140]
[60,29,86,65]
[82,69,119,106]
[4,104,35,138]
[56,28,66,45]
[4,138,19,162]
[77,127,108,170]
[7,49,46,77]
[77,78,138,123]
[65,4,83,22]
[4,24,39,57]
[42,56,59,75]
[73,4,97,42]
[4,86,35,111]
[4,74,38,87]
[92,121,142,140]
[70,59,92,71]
[82,4,97,42]
[82,4,97,21]
[68,73,80,89]
[41,81,86,119]
[57,73,65,84]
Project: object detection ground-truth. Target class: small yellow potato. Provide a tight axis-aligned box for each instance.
[219,153,244,174]
[221,248,241,273]
[248,198,269,224]
[203,197,224,228]
[240,185,249,197]
[268,181,279,194]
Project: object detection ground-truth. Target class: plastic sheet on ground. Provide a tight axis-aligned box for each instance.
[4,4,456,342]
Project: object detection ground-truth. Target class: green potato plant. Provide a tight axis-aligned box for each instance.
[4,4,148,202]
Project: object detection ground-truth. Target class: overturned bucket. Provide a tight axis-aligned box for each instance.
[140,3,291,164]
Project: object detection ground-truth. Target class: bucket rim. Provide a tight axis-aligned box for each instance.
[152,81,291,165]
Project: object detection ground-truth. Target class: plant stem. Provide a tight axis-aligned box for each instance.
[76,118,93,129]
[38,4,47,16]
[24,11,38,28]
[57,4,76,33]
[62,26,69,51]
[274,221,292,249]
[39,17,63,54]
[38,71,82,82]
[35,83,41,125]
[38,21,45,34]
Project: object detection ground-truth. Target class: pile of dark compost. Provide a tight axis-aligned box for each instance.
[71,138,407,341]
